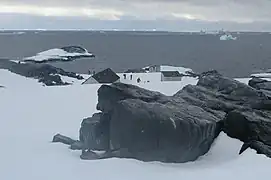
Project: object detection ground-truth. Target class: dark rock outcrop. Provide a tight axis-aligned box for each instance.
[249,77,271,91]
[61,46,89,54]
[223,110,271,145]
[55,70,271,162]
[239,140,271,158]
[80,82,222,163]
[0,59,84,86]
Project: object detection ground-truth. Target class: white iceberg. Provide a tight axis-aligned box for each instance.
[220,34,237,41]
[23,46,95,63]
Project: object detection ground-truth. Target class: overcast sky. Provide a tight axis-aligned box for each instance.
[1,0,271,31]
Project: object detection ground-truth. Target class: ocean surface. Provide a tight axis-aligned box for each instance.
[1,30,271,77]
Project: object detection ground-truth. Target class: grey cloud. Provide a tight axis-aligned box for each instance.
[1,0,269,6]
[2,13,271,31]
[1,0,271,29]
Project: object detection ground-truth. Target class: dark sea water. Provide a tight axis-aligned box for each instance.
[1,30,271,77]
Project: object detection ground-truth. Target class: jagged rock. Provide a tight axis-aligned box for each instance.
[175,71,270,111]
[239,140,271,158]
[52,134,76,145]
[38,74,70,86]
[249,77,271,91]
[81,82,222,163]
[107,98,220,162]
[68,70,271,162]
[223,110,271,146]
[96,83,170,113]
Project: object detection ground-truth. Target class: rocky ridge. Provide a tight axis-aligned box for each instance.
[53,70,271,162]
[0,59,84,86]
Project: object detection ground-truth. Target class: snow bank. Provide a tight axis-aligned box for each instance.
[9,60,26,64]
[0,69,41,88]
[59,75,86,85]
[0,69,86,87]
[0,70,270,180]
[118,72,198,95]
[23,47,94,62]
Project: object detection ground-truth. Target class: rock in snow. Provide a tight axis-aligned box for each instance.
[249,77,271,91]
[23,46,95,63]
[52,134,77,145]
[54,70,271,163]
[0,59,84,86]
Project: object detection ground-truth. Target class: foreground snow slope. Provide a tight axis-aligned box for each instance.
[0,69,41,88]
[0,69,87,87]
[0,72,270,180]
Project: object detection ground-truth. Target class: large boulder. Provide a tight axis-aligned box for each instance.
[81,82,222,163]
[175,70,271,112]
[107,98,220,162]
[63,70,271,162]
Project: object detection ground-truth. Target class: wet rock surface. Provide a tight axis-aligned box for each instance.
[55,70,271,162]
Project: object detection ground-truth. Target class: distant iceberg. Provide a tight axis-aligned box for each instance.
[23,46,95,63]
[220,34,237,41]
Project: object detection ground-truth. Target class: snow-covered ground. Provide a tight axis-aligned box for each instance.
[118,72,198,95]
[23,47,94,62]
[0,70,270,180]
[0,69,88,87]
[60,75,88,85]
[0,69,41,88]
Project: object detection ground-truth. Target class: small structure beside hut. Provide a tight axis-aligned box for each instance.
[82,68,120,84]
